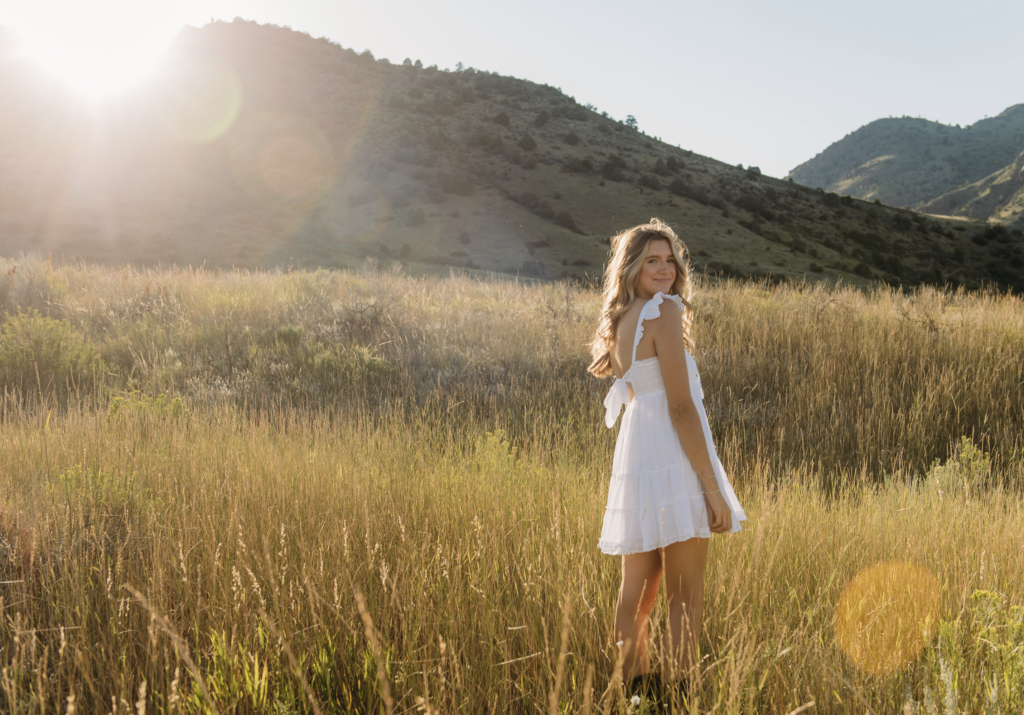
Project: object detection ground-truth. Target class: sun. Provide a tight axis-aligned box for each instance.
[12,8,176,100]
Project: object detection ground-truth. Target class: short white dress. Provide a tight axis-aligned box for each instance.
[598,292,746,555]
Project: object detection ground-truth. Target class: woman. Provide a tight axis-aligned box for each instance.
[589,218,745,699]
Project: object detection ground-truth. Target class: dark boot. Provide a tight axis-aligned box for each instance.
[657,675,690,708]
[627,671,662,700]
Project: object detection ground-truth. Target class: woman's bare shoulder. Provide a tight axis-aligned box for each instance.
[646,295,682,328]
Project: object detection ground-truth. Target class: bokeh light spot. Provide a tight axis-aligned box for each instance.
[259,135,325,201]
[835,561,940,675]
[227,111,337,219]
[165,63,242,144]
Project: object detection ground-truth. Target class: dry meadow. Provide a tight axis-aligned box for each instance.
[1,256,1023,713]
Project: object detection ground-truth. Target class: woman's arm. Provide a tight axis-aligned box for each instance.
[651,301,733,533]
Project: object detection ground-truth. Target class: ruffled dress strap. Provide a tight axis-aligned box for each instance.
[602,292,685,428]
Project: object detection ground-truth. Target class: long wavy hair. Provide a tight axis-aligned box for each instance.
[587,218,693,378]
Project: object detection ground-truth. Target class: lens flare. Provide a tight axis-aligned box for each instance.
[164,63,242,144]
[228,111,337,212]
[10,8,174,100]
[259,134,329,203]
[835,561,940,675]
[322,180,392,248]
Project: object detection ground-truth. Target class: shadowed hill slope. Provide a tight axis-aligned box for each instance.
[921,150,1024,228]
[788,106,1024,219]
[1,20,1022,290]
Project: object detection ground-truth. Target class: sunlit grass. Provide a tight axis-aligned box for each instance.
[0,257,1022,712]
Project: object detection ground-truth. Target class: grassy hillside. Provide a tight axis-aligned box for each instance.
[1,263,1023,712]
[787,105,1024,210]
[1,20,1022,290]
[921,149,1024,227]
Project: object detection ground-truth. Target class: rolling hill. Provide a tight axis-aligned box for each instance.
[787,106,1024,229]
[1,20,1022,290]
[920,150,1024,228]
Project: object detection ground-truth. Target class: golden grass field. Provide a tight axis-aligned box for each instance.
[1,256,1023,713]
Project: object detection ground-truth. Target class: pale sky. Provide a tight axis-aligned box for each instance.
[3,0,1021,178]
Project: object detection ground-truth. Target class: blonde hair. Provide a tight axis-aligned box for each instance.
[587,218,693,378]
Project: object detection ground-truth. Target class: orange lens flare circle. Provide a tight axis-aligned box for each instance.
[835,561,940,675]
[165,62,242,144]
[259,135,326,202]
[228,111,337,214]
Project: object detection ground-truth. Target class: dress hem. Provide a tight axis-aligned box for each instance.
[597,519,745,556]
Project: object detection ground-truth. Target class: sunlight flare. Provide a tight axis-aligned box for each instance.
[835,561,940,675]
[11,6,176,99]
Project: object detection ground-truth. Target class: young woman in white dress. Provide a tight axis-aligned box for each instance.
[588,218,746,698]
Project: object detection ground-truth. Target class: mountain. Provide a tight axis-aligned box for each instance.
[787,106,1024,222]
[1,20,1022,291]
[920,150,1024,228]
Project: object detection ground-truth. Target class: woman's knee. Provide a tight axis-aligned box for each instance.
[661,538,708,602]
[618,568,662,607]
[617,552,663,616]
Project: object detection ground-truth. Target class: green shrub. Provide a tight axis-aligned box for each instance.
[735,193,774,220]
[518,134,537,151]
[468,130,504,155]
[275,325,305,349]
[533,111,549,128]
[601,155,627,181]
[893,214,913,231]
[0,310,105,400]
[669,179,709,205]
[564,132,580,146]
[521,260,545,277]
[566,157,593,173]
[852,262,873,278]
[666,156,681,172]
[406,208,426,226]
[108,391,183,422]
[843,229,886,251]
[493,112,510,127]
[554,105,589,121]
[514,193,554,220]
[639,174,662,191]
[554,211,577,231]
[737,219,763,236]
[930,436,991,495]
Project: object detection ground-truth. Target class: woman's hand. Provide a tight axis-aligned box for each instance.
[704,490,733,533]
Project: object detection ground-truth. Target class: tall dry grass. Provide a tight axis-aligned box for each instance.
[0,257,1022,712]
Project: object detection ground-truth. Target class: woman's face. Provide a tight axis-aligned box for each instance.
[635,238,676,299]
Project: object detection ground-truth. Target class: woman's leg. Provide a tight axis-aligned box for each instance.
[614,550,663,679]
[659,537,709,681]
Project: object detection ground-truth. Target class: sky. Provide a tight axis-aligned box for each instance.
[2,0,1022,179]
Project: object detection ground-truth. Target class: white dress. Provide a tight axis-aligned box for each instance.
[598,292,746,555]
